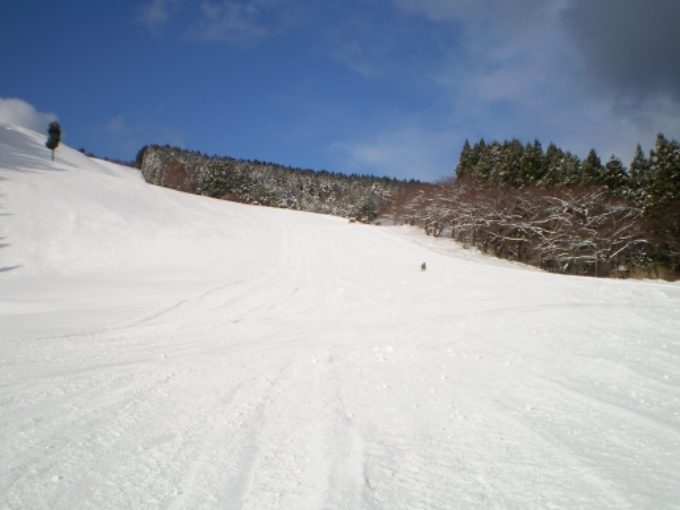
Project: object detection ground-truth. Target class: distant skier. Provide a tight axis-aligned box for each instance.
[421,262,427,271]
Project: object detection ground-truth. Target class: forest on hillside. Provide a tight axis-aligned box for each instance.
[388,134,679,278]
[136,144,412,222]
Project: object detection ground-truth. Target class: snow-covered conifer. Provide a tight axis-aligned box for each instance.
[45,121,61,161]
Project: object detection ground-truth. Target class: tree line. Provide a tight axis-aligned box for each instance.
[456,134,679,209]
[386,133,679,278]
[136,144,410,222]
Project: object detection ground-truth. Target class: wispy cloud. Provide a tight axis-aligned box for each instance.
[394,0,548,27]
[135,0,182,32]
[104,114,184,156]
[136,0,276,45]
[330,127,460,181]
[188,1,269,45]
[329,39,379,80]
[0,98,57,133]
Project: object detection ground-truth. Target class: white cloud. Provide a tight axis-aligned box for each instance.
[394,0,549,28]
[555,94,680,164]
[136,0,287,44]
[330,128,460,181]
[329,40,379,80]
[188,1,269,44]
[105,114,128,135]
[136,0,182,32]
[103,114,184,156]
[0,98,57,133]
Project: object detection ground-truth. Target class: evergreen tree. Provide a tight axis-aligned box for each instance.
[645,134,680,212]
[45,121,61,161]
[561,152,582,185]
[495,139,523,184]
[456,139,474,177]
[469,139,487,178]
[199,161,231,198]
[629,143,651,190]
[354,194,379,222]
[603,155,629,190]
[519,139,545,184]
[644,134,680,270]
[473,139,496,180]
[580,149,604,185]
[539,143,563,186]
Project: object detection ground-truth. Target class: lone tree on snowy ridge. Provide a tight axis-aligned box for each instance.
[45,121,61,161]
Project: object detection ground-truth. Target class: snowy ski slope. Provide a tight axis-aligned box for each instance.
[1,124,680,509]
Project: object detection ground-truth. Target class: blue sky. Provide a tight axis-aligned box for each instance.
[1,0,679,181]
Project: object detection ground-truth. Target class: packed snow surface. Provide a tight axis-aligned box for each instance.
[1,124,680,509]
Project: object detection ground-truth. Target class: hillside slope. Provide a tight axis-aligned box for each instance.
[1,124,680,509]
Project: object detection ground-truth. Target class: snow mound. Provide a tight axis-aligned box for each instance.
[1,123,680,509]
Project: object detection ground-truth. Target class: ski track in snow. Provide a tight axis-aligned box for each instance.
[1,124,680,509]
